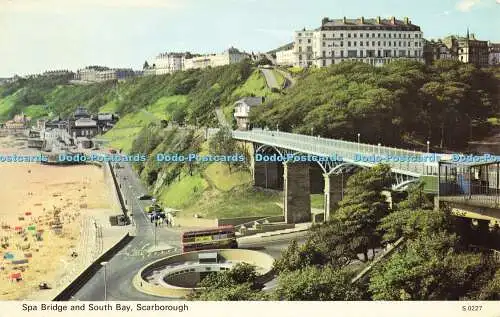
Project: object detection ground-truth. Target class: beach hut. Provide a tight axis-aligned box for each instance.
[25,212,32,216]
[14,226,22,232]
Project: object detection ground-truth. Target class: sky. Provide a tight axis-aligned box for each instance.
[0,0,499,77]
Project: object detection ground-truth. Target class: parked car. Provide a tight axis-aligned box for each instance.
[137,194,152,200]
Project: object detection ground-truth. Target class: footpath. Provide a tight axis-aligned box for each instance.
[26,161,132,300]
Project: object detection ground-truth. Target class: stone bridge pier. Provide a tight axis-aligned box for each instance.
[323,173,348,222]
[283,161,311,224]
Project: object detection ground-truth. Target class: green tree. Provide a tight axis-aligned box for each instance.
[187,263,267,301]
[208,126,244,173]
[335,164,392,261]
[272,265,362,300]
[369,231,498,300]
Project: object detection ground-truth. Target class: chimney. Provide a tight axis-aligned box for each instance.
[343,16,347,24]
[404,17,409,24]
[360,16,365,24]
[376,16,381,24]
[390,16,396,25]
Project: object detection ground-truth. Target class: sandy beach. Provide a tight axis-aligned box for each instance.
[0,136,115,300]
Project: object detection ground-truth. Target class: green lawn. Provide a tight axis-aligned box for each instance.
[158,173,209,209]
[147,95,187,121]
[112,111,157,128]
[102,127,143,153]
[204,163,252,191]
[232,70,273,98]
[99,100,119,113]
[184,186,282,219]
[311,194,324,209]
[23,105,50,120]
[0,93,18,121]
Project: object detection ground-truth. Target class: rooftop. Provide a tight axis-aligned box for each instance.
[319,16,420,30]
[236,96,264,107]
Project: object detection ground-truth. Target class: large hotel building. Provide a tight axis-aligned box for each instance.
[278,16,424,67]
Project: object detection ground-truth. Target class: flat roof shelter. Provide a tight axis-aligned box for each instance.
[439,160,500,208]
[198,252,219,264]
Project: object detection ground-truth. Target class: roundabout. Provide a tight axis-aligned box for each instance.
[133,249,275,298]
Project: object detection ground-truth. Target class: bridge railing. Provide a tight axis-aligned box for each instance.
[232,130,439,176]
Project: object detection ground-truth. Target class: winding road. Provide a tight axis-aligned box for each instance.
[70,161,303,300]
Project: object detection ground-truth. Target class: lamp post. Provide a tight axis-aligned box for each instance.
[100,261,108,301]
[426,140,430,153]
[357,133,360,152]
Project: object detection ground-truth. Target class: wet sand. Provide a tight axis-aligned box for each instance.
[0,136,113,300]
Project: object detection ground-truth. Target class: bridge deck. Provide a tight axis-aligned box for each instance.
[227,129,440,177]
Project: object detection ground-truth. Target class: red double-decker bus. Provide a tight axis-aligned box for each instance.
[181,225,238,253]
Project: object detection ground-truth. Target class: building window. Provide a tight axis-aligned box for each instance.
[372,33,375,38]
[322,51,326,57]
[399,42,401,47]
[388,41,391,47]
[394,41,396,46]
[389,34,392,38]
[348,33,351,38]
[340,33,344,37]
[360,50,364,57]
[360,41,363,46]
[354,41,357,46]
[323,42,326,47]
[348,41,351,47]
[323,34,326,38]
[340,41,344,47]
[340,51,344,57]
[347,50,357,57]
[366,41,369,46]
[378,41,380,46]
[307,39,311,43]
[299,39,302,44]
[383,41,386,46]
[360,33,363,38]
[399,34,402,38]
[378,33,381,38]
[322,60,326,66]
[354,33,357,38]
[378,50,381,57]
[372,41,375,46]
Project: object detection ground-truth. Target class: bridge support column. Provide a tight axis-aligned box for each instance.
[253,161,279,189]
[283,162,311,224]
[323,173,345,222]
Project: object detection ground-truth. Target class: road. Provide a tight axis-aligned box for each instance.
[260,68,280,90]
[72,162,181,301]
[71,161,303,300]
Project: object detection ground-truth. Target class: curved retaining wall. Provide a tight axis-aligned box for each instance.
[133,249,275,298]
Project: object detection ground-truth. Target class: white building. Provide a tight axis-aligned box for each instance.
[276,48,296,66]
[153,53,185,75]
[233,97,264,130]
[184,47,248,70]
[293,16,424,68]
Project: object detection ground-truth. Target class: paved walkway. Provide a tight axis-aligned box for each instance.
[260,68,280,90]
